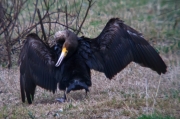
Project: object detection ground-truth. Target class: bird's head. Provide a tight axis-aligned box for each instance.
[54,30,78,67]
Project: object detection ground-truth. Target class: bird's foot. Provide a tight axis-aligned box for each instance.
[56,91,67,103]
[55,97,66,103]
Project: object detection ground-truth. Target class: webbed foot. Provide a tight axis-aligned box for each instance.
[56,98,66,103]
[56,91,67,103]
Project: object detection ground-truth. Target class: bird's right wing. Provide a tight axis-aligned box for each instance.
[19,33,58,93]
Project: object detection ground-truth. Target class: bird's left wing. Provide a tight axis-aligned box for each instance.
[79,18,167,79]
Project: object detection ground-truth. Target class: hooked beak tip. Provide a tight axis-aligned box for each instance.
[55,63,59,67]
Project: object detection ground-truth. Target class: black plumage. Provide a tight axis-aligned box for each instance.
[19,18,167,104]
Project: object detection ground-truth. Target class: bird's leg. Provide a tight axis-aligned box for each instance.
[64,90,67,100]
[56,90,67,103]
[85,90,88,98]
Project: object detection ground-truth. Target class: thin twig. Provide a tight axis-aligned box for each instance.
[145,77,149,114]
[48,13,51,38]
[43,21,81,33]
[75,0,83,30]
[152,75,162,113]
[32,0,38,25]
[10,21,82,46]
[65,5,68,30]
[37,8,47,42]
[76,0,95,35]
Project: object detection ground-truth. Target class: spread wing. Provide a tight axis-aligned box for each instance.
[80,18,167,79]
[19,33,58,99]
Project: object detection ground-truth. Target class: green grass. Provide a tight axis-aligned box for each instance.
[138,113,176,119]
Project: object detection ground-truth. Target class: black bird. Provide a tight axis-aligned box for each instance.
[19,18,167,104]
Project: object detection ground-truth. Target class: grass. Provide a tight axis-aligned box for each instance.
[138,113,176,119]
[0,0,180,119]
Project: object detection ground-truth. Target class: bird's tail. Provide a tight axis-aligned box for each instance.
[66,79,90,93]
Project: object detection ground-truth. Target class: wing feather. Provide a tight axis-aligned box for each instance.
[81,18,167,79]
[19,33,58,93]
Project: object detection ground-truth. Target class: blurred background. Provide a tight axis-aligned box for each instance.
[0,0,180,119]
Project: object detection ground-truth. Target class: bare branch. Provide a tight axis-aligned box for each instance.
[76,0,94,35]
[32,0,38,25]
[65,5,68,30]
[37,8,47,43]
[75,0,83,30]
[0,0,93,66]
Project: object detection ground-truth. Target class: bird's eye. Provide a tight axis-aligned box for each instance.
[53,44,62,55]
[54,45,59,51]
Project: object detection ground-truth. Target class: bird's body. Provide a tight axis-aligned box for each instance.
[57,48,91,93]
[19,18,167,104]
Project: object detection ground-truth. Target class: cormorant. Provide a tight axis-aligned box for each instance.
[19,18,167,104]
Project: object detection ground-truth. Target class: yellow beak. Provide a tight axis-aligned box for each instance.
[55,47,68,67]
